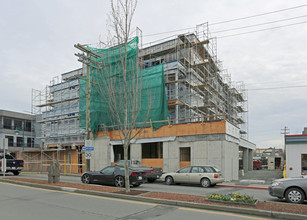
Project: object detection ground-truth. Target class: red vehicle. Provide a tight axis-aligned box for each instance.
[253,160,262,170]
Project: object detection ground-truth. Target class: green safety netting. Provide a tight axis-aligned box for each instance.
[79,37,168,137]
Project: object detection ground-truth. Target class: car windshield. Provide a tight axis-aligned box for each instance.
[0,153,14,159]
[116,160,131,166]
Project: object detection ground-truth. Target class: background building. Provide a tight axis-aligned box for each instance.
[0,109,38,152]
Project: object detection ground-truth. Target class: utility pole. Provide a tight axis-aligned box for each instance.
[74,44,101,172]
[85,64,91,172]
[281,126,290,160]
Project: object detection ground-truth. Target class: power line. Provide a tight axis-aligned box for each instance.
[143,4,307,37]
[245,79,307,86]
[212,14,307,34]
[211,4,307,25]
[247,85,307,91]
[143,27,194,38]
[217,20,307,39]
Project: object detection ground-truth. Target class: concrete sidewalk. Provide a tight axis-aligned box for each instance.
[215,169,282,190]
[217,181,269,190]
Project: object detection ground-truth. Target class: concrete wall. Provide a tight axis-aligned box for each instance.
[223,141,239,181]
[163,141,180,173]
[130,143,142,161]
[163,138,239,181]
[91,134,240,181]
[191,140,238,181]
[286,143,307,177]
[90,136,110,171]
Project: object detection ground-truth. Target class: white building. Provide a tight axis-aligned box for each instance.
[285,128,307,178]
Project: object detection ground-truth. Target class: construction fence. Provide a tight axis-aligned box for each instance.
[14,149,85,175]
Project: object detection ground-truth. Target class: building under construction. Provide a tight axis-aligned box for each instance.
[27,24,253,180]
[27,69,86,173]
[139,24,247,137]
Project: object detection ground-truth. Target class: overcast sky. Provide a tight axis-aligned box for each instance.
[1,0,307,148]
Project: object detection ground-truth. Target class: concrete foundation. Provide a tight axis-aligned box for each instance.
[91,135,242,181]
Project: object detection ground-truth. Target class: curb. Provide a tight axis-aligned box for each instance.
[0,179,306,220]
[216,184,268,190]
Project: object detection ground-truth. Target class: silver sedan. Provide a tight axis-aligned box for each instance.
[161,166,224,188]
[269,177,307,204]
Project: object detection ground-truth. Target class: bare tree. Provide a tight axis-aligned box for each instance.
[93,0,152,193]
[75,0,159,193]
[104,0,139,193]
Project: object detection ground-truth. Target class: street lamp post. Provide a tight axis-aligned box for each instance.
[15,124,25,151]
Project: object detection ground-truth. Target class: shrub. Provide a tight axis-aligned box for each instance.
[208,192,257,203]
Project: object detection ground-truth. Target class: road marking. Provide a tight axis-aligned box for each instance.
[0,182,270,219]
[179,207,270,220]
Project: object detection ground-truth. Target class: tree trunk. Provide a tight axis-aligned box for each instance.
[124,140,130,192]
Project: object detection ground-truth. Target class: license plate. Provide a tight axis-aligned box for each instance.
[12,167,16,169]
[138,176,143,180]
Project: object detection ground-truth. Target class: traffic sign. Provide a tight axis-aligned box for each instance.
[82,147,94,151]
[85,152,92,159]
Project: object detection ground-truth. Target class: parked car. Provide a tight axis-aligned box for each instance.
[253,160,262,170]
[0,152,24,175]
[161,165,224,188]
[115,160,162,183]
[81,165,146,187]
[268,177,307,204]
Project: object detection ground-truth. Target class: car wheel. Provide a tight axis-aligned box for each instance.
[285,188,305,204]
[201,178,211,188]
[82,174,91,184]
[13,171,20,176]
[147,178,156,183]
[165,176,174,185]
[115,176,125,187]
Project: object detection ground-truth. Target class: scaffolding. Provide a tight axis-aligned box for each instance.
[32,68,86,149]
[139,23,248,137]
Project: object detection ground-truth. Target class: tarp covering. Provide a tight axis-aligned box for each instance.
[79,37,168,137]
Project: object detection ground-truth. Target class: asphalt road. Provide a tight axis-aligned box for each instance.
[6,173,280,203]
[0,181,273,220]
